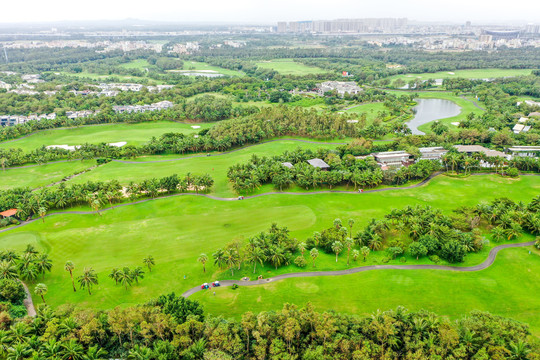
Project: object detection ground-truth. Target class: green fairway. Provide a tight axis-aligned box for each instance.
[388,68,535,84]
[119,59,152,70]
[345,102,390,123]
[255,59,329,75]
[194,246,540,334]
[67,139,341,197]
[56,71,163,84]
[0,160,96,190]
[173,61,244,77]
[0,174,538,322]
[0,122,214,152]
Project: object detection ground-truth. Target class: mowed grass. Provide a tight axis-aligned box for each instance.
[346,102,390,123]
[173,61,244,77]
[119,59,152,70]
[67,139,341,197]
[255,59,329,75]
[0,122,214,152]
[388,68,535,83]
[0,160,96,190]
[0,175,538,320]
[194,247,540,335]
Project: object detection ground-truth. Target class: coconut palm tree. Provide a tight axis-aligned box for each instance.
[505,222,522,241]
[78,268,98,295]
[142,256,155,272]
[6,343,32,360]
[64,261,76,292]
[297,242,307,257]
[368,234,382,251]
[0,261,18,280]
[118,267,133,290]
[34,283,48,304]
[348,218,355,238]
[197,254,208,273]
[108,268,121,285]
[212,249,225,269]
[35,254,52,280]
[84,346,108,360]
[38,207,47,223]
[224,248,239,276]
[245,246,266,274]
[352,249,360,262]
[344,237,354,265]
[310,248,319,268]
[131,267,145,284]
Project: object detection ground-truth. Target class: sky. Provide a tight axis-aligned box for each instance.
[1,0,539,24]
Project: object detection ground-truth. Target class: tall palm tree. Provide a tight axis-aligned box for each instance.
[310,248,319,268]
[118,268,133,290]
[297,242,307,257]
[368,234,382,251]
[142,256,155,272]
[348,218,355,238]
[131,267,145,284]
[38,207,47,223]
[212,249,225,269]
[0,261,18,280]
[34,283,48,304]
[35,254,52,280]
[361,246,371,262]
[64,261,76,292]
[331,241,343,262]
[108,268,121,285]
[344,237,354,265]
[245,247,266,274]
[78,268,98,295]
[224,248,239,276]
[197,254,208,273]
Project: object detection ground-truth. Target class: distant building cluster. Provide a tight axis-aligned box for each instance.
[1,113,57,126]
[112,101,174,114]
[2,40,163,53]
[277,18,408,34]
[317,81,363,97]
[66,110,100,119]
[169,42,201,55]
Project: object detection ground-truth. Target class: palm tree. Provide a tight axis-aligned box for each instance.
[310,248,319,268]
[268,247,287,270]
[60,339,85,360]
[65,261,76,292]
[118,267,133,290]
[297,242,307,257]
[352,249,360,262]
[38,207,47,223]
[19,265,38,282]
[78,268,98,295]
[131,267,145,284]
[245,246,266,274]
[361,246,370,262]
[127,345,153,360]
[6,343,32,360]
[34,283,48,304]
[368,234,382,251]
[212,249,225,269]
[505,222,522,241]
[348,218,355,238]
[333,218,342,229]
[331,241,343,263]
[91,199,101,216]
[35,254,52,280]
[197,254,208,273]
[344,237,354,265]
[143,256,155,272]
[0,261,18,280]
[224,248,239,276]
[509,340,531,360]
[109,268,121,285]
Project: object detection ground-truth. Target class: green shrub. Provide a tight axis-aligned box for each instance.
[399,257,407,263]
[0,279,26,305]
[294,256,307,268]
[381,257,390,263]
[505,167,519,178]
[232,284,239,290]
[9,304,26,319]
[429,255,441,264]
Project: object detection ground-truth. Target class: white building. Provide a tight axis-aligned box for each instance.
[318,81,363,97]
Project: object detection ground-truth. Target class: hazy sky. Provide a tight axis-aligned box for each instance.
[2,0,539,24]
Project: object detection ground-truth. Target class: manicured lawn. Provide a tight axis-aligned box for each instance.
[388,68,535,84]
[0,160,96,190]
[0,174,538,324]
[68,139,341,197]
[119,59,152,70]
[0,122,214,152]
[194,246,540,334]
[255,59,329,75]
[173,61,244,77]
[346,102,390,123]
[56,71,163,84]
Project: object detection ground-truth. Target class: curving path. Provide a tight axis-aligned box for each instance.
[1,172,538,235]
[21,282,36,317]
[181,241,535,297]
[460,95,486,111]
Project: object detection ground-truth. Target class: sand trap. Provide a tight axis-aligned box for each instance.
[448,72,455,75]
[191,125,201,129]
[451,122,460,126]
[347,120,359,123]
[108,142,127,147]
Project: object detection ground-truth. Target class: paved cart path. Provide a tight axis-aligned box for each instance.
[181,241,535,297]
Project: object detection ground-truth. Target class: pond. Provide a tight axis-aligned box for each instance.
[407,98,461,135]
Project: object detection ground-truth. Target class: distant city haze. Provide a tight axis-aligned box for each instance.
[2,0,539,24]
